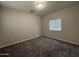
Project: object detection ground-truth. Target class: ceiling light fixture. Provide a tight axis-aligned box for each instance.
[34,1,47,10]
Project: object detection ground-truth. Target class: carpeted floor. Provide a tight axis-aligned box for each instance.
[0,36,79,57]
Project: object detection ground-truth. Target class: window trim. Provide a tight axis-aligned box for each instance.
[48,17,62,32]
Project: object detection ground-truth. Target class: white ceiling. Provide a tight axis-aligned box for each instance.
[0,1,79,16]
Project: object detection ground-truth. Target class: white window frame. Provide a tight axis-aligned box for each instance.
[49,17,62,32]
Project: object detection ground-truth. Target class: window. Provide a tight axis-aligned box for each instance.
[49,17,61,31]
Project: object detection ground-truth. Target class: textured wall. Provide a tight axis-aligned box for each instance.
[42,5,79,44]
[0,7,41,48]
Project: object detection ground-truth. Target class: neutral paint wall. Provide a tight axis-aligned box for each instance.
[0,6,2,44]
[42,5,79,44]
[0,7,41,48]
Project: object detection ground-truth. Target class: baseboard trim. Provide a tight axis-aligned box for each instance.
[1,35,79,49]
[43,35,79,46]
[0,35,41,49]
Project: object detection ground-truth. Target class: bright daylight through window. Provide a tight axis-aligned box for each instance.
[49,17,61,31]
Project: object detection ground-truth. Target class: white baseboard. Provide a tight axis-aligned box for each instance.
[0,34,41,49]
[44,35,79,46]
[1,34,79,49]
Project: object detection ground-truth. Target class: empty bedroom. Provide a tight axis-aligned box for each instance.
[0,1,79,57]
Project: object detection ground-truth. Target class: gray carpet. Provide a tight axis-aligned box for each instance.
[0,36,79,57]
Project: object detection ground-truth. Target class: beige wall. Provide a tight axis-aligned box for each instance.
[42,5,79,44]
[0,7,41,48]
[0,7,1,37]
